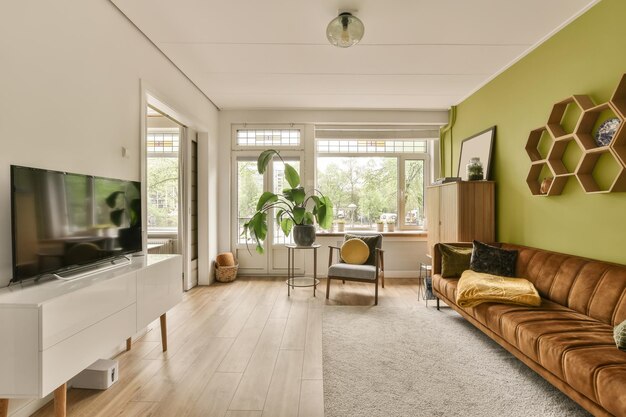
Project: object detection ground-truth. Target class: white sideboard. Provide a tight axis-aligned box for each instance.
[0,254,182,417]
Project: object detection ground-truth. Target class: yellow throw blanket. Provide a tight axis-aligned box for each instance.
[456,270,541,308]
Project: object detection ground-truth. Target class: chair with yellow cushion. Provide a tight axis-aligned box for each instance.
[326,233,384,305]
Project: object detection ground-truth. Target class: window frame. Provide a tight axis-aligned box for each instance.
[315,141,429,232]
[231,124,305,151]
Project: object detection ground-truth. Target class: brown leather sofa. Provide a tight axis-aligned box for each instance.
[432,242,626,417]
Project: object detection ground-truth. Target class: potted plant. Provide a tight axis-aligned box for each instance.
[242,150,333,253]
[336,219,346,232]
[386,220,395,232]
[105,184,141,250]
[376,219,385,232]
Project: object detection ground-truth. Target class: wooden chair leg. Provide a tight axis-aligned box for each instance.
[382,274,385,288]
[342,280,345,284]
[374,278,379,305]
[160,313,168,352]
[54,383,67,417]
[436,298,440,311]
[326,277,331,299]
[0,399,8,417]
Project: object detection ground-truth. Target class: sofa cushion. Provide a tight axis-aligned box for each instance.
[563,346,626,414]
[470,240,518,277]
[439,244,472,278]
[328,263,376,280]
[432,275,458,302]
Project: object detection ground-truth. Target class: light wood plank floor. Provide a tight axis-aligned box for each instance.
[32,277,421,417]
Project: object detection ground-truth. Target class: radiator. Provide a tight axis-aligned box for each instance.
[147,238,177,254]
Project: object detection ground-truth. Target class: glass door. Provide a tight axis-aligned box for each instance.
[233,153,303,275]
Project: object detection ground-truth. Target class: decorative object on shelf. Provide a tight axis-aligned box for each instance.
[241,150,333,253]
[336,219,346,232]
[376,220,384,232]
[215,252,238,282]
[326,11,364,48]
[540,177,553,194]
[525,74,626,195]
[457,126,496,181]
[466,157,484,181]
[386,221,395,232]
[595,117,621,147]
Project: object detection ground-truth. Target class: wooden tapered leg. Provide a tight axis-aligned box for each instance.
[54,383,67,417]
[326,277,331,299]
[160,313,168,352]
[0,399,8,417]
[126,337,132,351]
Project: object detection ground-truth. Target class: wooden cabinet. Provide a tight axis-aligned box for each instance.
[426,181,495,254]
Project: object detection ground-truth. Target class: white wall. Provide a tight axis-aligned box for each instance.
[0,1,218,414]
[218,109,447,278]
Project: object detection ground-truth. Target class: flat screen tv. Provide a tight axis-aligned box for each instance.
[11,165,142,282]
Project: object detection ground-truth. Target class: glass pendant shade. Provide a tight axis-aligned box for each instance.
[326,12,364,48]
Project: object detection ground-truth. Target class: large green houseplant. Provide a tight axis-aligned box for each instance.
[242,150,333,253]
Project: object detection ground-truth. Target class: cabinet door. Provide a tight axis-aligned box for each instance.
[137,255,183,330]
[439,184,459,242]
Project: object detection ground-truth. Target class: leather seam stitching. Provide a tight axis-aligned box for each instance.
[564,261,587,309]
[585,268,610,316]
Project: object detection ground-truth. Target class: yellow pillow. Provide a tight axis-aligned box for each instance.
[340,238,369,265]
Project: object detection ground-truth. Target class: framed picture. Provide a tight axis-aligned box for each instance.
[457,126,496,180]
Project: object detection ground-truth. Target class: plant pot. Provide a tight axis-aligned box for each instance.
[337,223,345,232]
[376,223,384,232]
[293,224,316,247]
[386,223,395,232]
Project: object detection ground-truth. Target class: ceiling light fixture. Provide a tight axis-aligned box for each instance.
[326,11,364,48]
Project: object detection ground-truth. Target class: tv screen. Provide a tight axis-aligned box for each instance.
[11,165,142,282]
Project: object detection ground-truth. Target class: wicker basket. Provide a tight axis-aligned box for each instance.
[215,262,239,283]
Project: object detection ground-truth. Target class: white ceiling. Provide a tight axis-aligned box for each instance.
[111,0,598,110]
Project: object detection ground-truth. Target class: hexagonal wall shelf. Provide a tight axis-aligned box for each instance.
[547,136,583,175]
[611,73,626,119]
[526,74,626,195]
[546,95,594,139]
[526,161,566,196]
[575,149,626,193]
[526,126,554,162]
[575,102,623,151]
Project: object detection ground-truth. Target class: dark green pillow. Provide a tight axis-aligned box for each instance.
[470,240,518,277]
[615,320,626,351]
[439,244,472,278]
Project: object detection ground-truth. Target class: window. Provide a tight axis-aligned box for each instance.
[316,137,428,231]
[236,128,300,147]
[147,130,179,232]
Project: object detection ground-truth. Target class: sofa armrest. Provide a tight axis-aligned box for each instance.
[432,242,473,275]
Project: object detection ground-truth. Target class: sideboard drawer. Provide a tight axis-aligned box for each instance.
[40,303,136,396]
[41,272,136,350]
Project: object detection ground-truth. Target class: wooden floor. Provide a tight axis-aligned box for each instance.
[32,277,421,417]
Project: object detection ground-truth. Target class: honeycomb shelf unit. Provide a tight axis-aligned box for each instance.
[525,73,626,195]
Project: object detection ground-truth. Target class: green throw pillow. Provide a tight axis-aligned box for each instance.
[615,319,626,351]
[439,244,472,278]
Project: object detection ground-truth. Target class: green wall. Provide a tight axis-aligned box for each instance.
[442,0,626,264]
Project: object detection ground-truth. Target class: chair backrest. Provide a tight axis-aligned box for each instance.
[343,233,383,266]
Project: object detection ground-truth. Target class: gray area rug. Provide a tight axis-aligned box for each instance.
[322,306,590,417]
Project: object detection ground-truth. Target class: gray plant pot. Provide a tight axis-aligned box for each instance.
[293,224,316,247]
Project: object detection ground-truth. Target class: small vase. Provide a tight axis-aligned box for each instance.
[467,157,484,181]
[376,223,384,232]
[337,223,345,232]
[386,223,395,232]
